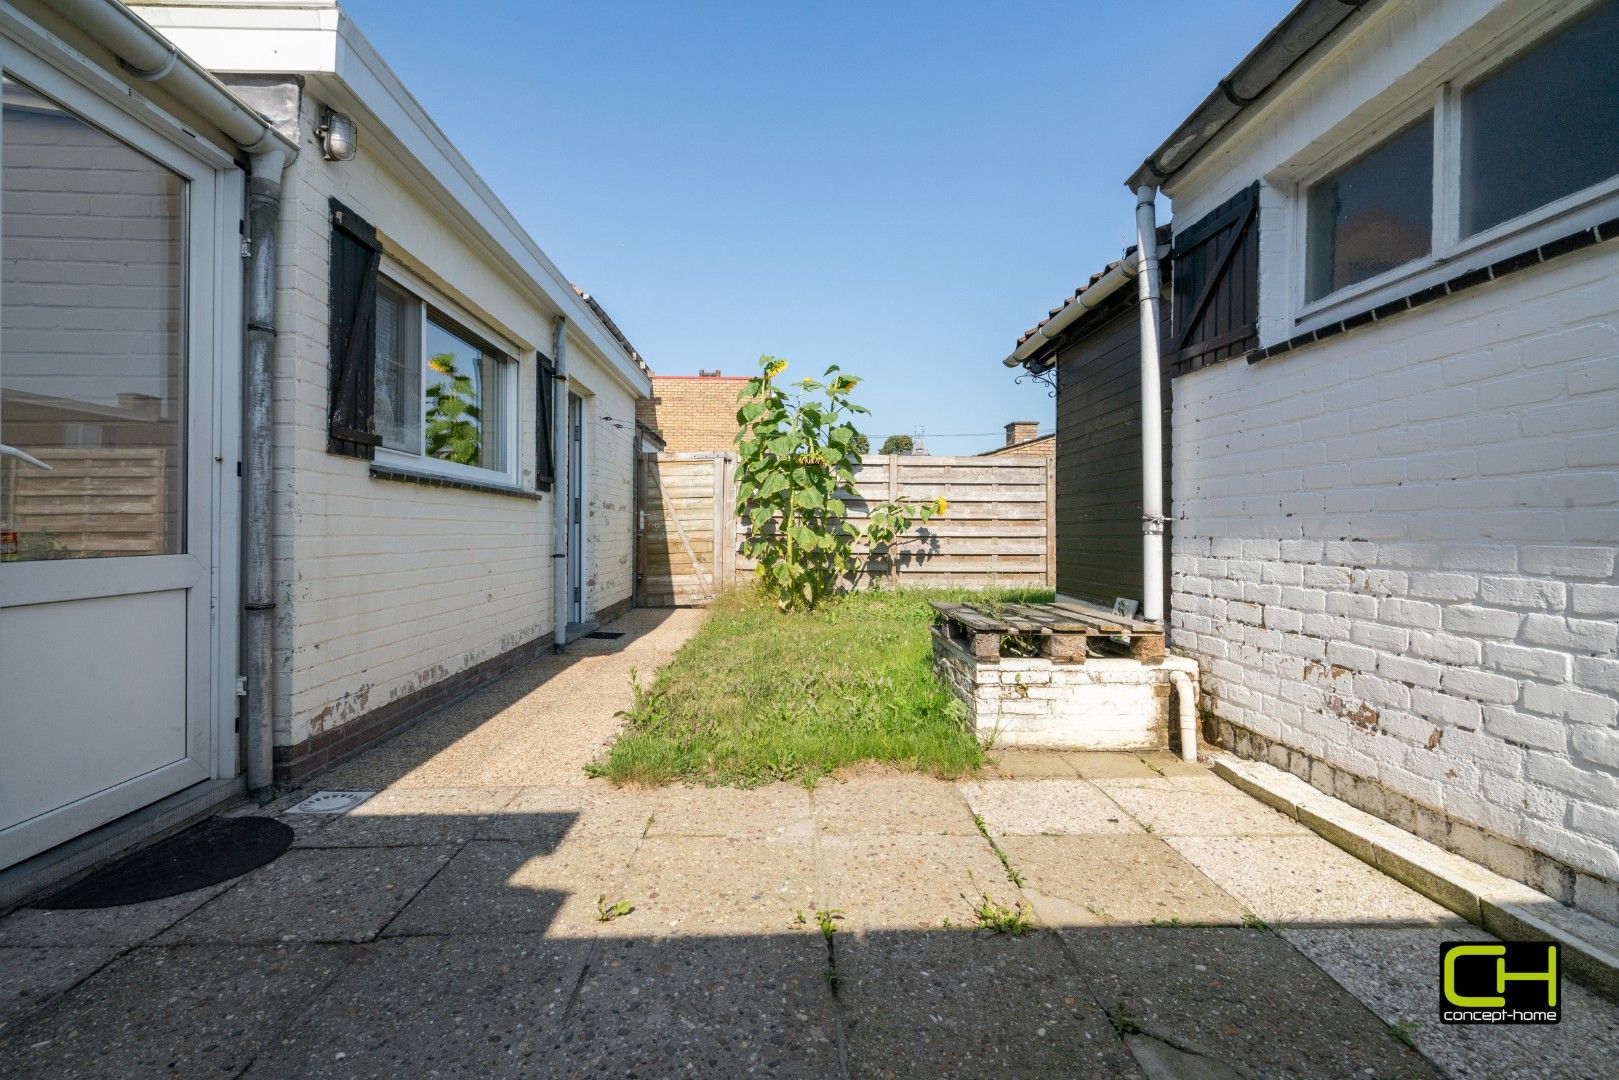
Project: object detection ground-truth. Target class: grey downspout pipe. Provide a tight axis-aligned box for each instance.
[1134,185,1167,625]
[244,147,288,799]
[551,316,570,650]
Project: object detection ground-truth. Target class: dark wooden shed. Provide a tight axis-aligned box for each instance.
[1043,285,1172,608]
[1014,183,1259,612]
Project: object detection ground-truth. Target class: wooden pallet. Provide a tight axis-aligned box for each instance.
[929,600,1165,664]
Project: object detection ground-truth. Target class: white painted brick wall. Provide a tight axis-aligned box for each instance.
[1170,244,1619,890]
[271,92,638,750]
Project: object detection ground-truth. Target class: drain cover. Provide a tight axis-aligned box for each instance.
[34,817,293,909]
[285,790,375,815]
[585,631,624,640]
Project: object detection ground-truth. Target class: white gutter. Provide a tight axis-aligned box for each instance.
[1134,186,1167,626]
[45,0,296,158]
[550,317,571,651]
[1001,243,1172,369]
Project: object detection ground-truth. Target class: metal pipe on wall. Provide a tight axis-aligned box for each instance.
[243,147,287,798]
[1134,185,1166,624]
[550,316,570,650]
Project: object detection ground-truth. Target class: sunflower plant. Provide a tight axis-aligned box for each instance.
[734,355,942,610]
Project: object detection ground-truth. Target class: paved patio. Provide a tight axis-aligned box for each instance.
[2,608,1616,1078]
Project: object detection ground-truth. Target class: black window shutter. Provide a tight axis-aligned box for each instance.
[327,199,384,458]
[1168,182,1260,377]
[535,354,556,490]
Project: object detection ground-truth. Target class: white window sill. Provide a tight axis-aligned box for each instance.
[369,461,540,500]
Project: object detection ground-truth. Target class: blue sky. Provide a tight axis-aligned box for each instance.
[344,0,1293,454]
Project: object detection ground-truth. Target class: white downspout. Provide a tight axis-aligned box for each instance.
[1169,669,1198,763]
[1134,185,1166,625]
[551,317,570,650]
[243,147,289,798]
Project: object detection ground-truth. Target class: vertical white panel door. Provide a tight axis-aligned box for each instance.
[0,54,219,869]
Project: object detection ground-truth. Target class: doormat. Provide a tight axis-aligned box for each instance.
[586,631,625,640]
[32,816,293,910]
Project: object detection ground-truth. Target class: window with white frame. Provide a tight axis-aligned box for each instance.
[1459,0,1619,237]
[1301,0,1619,310]
[1306,116,1433,301]
[373,277,516,479]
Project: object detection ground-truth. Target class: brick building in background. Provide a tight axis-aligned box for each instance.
[980,420,1055,460]
[635,372,752,452]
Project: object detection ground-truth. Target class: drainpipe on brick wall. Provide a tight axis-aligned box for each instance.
[1134,185,1167,625]
[243,147,288,799]
[551,316,570,650]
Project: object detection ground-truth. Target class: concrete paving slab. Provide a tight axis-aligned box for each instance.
[544,934,840,1077]
[1283,925,1619,1080]
[812,775,979,836]
[1104,787,1313,837]
[1062,752,1167,781]
[0,881,233,947]
[958,779,1140,836]
[0,944,348,1076]
[981,750,1082,779]
[159,845,456,944]
[1091,773,1238,795]
[293,787,522,848]
[0,946,119,1038]
[1069,927,1442,1079]
[1165,835,1464,929]
[613,837,818,938]
[245,935,592,1077]
[503,784,661,840]
[998,835,1246,928]
[384,838,639,939]
[647,783,813,839]
[817,834,1022,933]
[840,929,1141,1079]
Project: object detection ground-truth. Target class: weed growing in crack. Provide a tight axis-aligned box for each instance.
[1147,916,1183,928]
[1109,1001,1145,1036]
[968,894,1033,936]
[1139,755,1165,777]
[1241,912,1271,931]
[815,908,846,995]
[1389,1019,1420,1049]
[972,813,1027,887]
[596,896,635,922]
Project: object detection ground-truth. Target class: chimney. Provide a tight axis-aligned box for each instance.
[1005,421,1038,447]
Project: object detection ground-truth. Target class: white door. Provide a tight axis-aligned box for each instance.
[0,54,222,869]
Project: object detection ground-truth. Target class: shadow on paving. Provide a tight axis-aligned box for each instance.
[0,814,1456,1080]
[2,610,1613,1078]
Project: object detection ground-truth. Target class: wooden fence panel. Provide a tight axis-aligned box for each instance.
[636,452,1054,606]
[9,448,172,558]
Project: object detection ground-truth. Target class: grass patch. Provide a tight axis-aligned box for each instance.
[589,585,1053,786]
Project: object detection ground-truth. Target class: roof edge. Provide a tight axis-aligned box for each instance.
[1125,0,1373,191]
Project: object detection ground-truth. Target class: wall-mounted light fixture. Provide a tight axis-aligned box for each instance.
[317,109,358,162]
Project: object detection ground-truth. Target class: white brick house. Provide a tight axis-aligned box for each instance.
[1158,0,1618,918]
[1,0,650,901]
[134,0,652,782]
[1011,0,1618,920]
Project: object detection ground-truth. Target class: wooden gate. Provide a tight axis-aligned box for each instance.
[636,452,1054,606]
[636,452,736,607]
